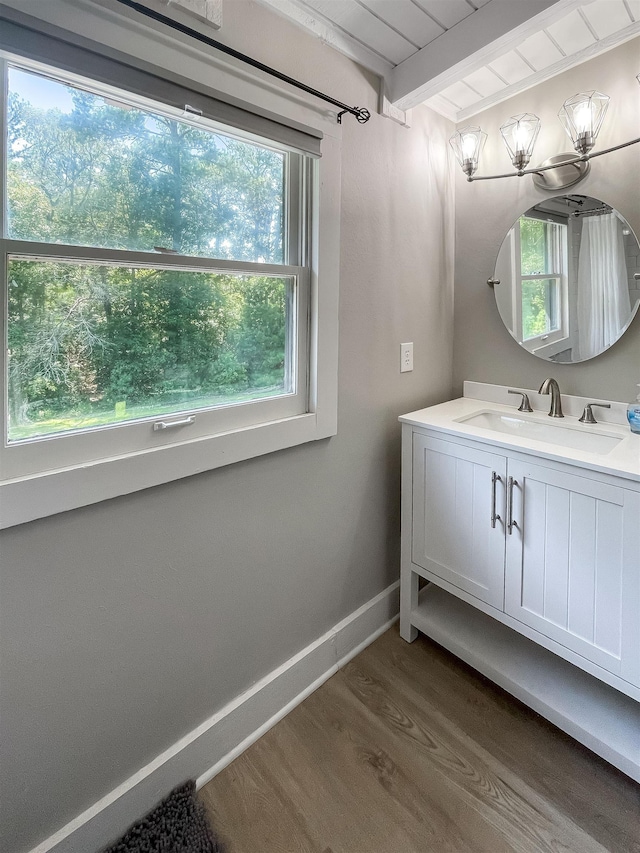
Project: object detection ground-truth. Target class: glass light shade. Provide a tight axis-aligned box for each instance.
[499,113,541,170]
[558,91,609,155]
[449,126,487,177]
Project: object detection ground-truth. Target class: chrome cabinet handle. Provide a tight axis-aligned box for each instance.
[491,471,502,528]
[507,476,519,535]
[153,415,196,431]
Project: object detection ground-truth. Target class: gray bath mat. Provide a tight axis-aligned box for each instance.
[104,780,223,853]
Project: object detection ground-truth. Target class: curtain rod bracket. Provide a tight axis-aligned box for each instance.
[115,0,371,126]
[337,107,370,124]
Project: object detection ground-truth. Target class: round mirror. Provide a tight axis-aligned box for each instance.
[493,194,640,363]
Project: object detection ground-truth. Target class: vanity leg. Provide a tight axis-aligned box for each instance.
[400,568,418,642]
[400,422,418,641]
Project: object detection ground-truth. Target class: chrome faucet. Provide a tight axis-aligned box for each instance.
[538,377,564,418]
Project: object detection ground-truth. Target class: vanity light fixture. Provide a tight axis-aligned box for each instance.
[558,90,609,155]
[499,113,541,171]
[448,125,487,178]
[450,80,640,190]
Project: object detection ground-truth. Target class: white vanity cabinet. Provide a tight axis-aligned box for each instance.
[400,395,640,782]
[405,425,640,690]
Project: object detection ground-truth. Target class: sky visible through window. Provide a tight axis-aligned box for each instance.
[11,67,75,111]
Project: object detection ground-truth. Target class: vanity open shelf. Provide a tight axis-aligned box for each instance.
[400,382,640,782]
[412,585,640,782]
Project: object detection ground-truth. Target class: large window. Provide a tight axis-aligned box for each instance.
[5,63,305,450]
[0,20,338,527]
[514,215,568,350]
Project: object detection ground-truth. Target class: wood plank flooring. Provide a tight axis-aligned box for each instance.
[199,627,640,853]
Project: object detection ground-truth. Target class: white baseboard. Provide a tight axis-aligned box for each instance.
[28,582,400,853]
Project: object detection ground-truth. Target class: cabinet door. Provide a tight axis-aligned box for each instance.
[505,460,640,681]
[412,434,507,609]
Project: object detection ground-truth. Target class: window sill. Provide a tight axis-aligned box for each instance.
[0,412,334,528]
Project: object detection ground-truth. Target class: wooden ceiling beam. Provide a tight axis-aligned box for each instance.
[388,0,578,110]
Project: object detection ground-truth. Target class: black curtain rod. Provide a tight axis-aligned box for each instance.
[573,206,613,217]
[114,0,371,124]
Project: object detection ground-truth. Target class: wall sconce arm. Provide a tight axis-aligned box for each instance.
[465,135,640,185]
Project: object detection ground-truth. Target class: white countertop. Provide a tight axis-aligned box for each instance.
[400,383,640,483]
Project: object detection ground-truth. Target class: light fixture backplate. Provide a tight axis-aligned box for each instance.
[532,153,590,191]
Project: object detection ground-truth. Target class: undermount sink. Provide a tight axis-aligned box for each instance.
[456,410,624,455]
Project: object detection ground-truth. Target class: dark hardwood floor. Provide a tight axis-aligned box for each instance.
[200,627,640,853]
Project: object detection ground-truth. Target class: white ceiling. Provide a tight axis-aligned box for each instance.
[255,0,640,121]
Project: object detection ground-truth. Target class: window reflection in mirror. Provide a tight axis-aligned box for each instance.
[494,195,640,363]
[518,217,566,344]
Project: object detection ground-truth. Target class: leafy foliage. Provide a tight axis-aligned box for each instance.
[518,217,562,341]
[6,68,292,439]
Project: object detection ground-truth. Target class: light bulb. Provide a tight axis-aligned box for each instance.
[499,114,541,170]
[461,134,477,160]
[514,126,530,151]
[573,102,592,135]
[449,126,487,177]
[558,92,609,155]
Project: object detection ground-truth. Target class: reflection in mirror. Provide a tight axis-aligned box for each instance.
[494,195,640,363]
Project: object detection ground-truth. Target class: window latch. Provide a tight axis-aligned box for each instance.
[153,416,196,431]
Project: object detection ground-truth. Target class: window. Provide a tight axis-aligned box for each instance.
[514,215,568,351]
[0,16,339,527]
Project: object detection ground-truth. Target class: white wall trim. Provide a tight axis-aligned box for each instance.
[27,581,400,853]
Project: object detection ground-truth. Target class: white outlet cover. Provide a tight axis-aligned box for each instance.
[401,342,413,373]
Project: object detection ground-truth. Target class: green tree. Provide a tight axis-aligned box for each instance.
[6,68,290,438]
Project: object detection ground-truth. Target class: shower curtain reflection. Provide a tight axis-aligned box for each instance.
[577,213,631,360]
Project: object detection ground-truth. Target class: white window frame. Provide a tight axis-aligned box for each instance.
[0,2,341,528]
[513,215,569,354]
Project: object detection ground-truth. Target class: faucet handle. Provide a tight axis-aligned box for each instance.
[508,389,534,413]
[579,402,611,424]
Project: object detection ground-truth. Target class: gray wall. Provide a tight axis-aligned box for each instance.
[453,38,640,401]
[0,2,455,851]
